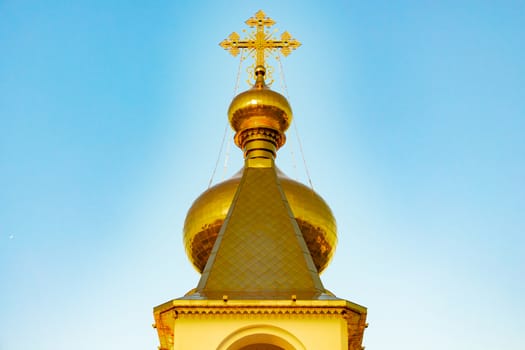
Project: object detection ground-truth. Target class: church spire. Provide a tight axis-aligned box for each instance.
[154,11,367,350]
[185,10,328,300]
[182,11,337,282]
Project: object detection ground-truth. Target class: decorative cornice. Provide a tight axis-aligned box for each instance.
[154,300,366,320]
[235,126,285,150]
[172,306,352,318]
[153,300,367,350]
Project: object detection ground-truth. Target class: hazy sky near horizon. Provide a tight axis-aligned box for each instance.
[1,1,524,349]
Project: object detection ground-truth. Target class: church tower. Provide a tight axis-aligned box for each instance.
[153,11,367,350]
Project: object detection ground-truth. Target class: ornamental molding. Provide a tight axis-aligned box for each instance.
[235,126,285,149]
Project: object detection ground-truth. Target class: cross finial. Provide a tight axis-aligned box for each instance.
[220,10,301,76]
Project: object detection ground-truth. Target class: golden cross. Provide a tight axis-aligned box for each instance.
[220,10,301,73]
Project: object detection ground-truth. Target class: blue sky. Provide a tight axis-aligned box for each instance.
[1,1,524,349]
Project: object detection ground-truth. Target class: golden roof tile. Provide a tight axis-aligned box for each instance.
[192,163,326,299]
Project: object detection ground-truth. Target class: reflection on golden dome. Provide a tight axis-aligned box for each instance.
[183,168,337,274]
[228,66,292,149]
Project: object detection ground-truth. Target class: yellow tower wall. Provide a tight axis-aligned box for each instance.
[173,316,346,350]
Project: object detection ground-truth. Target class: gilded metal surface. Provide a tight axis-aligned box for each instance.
[183,168,337,274]
[227,69,292,153]
[184,170,243,272]
[221,10,299,153]
[228,75,292,132]
[219,10,301,73]
[194,165,325,299]
[236,126,285,156]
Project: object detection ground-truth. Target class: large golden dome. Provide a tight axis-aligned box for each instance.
[183,168,337,274]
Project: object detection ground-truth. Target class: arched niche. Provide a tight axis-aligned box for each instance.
[239,345,284,350]
[217,325,305,350]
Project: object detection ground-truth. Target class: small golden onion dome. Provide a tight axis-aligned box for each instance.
[228,66,292,148]
[183,168,337,274]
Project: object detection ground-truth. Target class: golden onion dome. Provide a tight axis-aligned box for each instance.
[228,66,292,149]
[183,168,337,274]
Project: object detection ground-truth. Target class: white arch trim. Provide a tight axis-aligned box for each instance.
[216,324,306,350]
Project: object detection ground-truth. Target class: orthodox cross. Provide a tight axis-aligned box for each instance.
[220,10,301,72]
